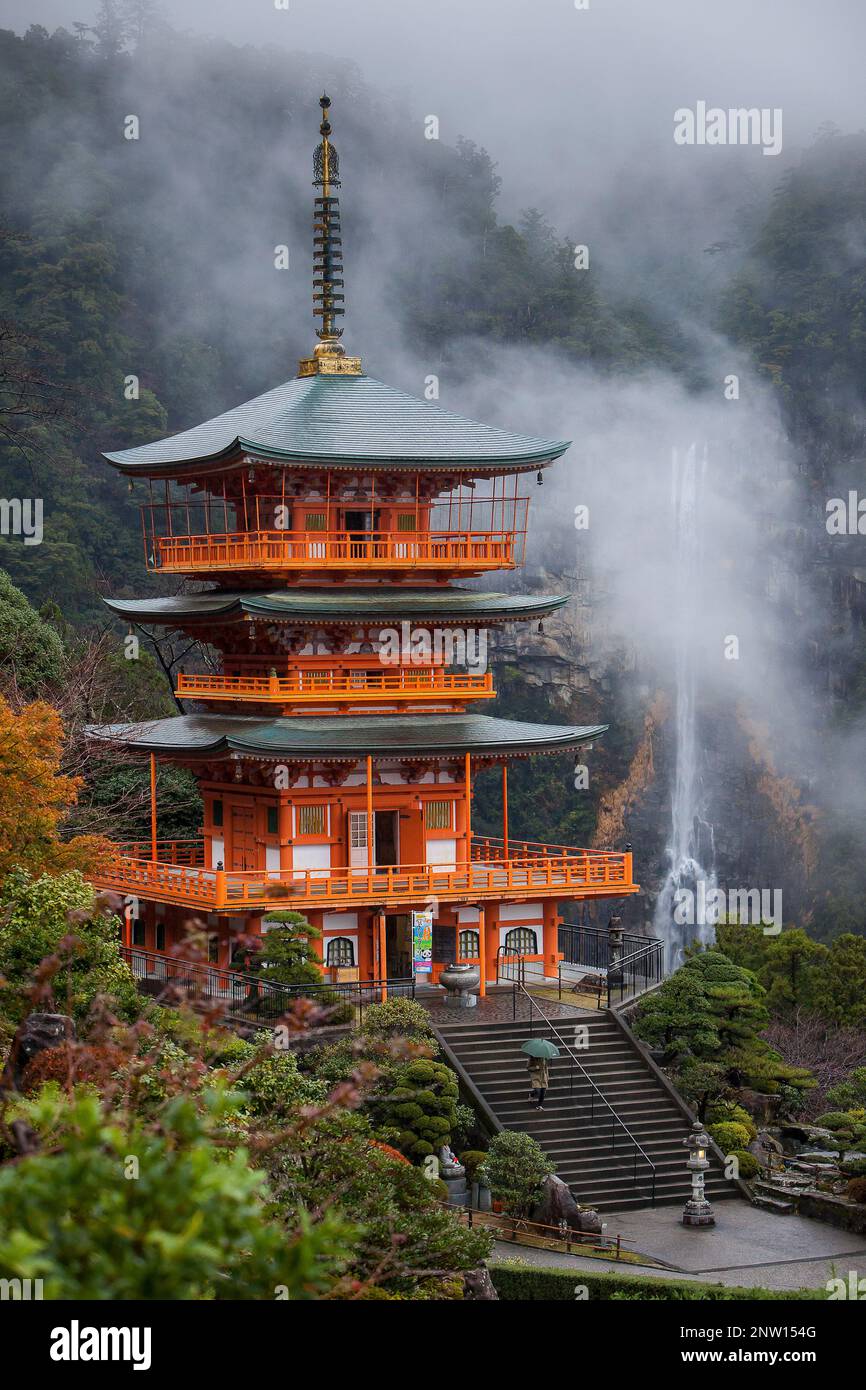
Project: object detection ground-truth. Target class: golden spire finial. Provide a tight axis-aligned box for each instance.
[299,93,362,377]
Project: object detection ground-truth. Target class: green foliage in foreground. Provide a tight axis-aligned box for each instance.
[0,1085,353,1300]
[0,870,139,1030]
[489,1261,828,1301]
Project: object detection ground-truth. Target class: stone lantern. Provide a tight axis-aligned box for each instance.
[682,1121,715,1227]
[607,914,624,967]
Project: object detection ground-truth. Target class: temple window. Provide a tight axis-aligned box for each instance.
[458,929,480,958]
[326,936,355,967]
[297,804,327,836]
[425,799,453,830]
[213,798,223,827]
[505,926,538,955]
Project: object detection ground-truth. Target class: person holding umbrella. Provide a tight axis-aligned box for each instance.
[521,1037,559,1110]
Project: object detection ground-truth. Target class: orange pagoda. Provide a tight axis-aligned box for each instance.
[90,96,638,997]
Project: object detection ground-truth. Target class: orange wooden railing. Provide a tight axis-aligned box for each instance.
[92,838,637,911]
[148,529,524,574]
[175,668,495,704]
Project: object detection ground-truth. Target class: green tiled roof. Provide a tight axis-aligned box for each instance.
[103,373,569,474]
[88,713,605,760]
[102,587,569,626]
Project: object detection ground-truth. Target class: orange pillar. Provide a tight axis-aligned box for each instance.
[477,906,486,998]
[501,762,509,857]
[464,751,472,863]
[149,752,157,860]
[366,753,374,887]
[542,901,560,979]
[377,910,387,999]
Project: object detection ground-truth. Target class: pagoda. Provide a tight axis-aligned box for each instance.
[90,96,638,996]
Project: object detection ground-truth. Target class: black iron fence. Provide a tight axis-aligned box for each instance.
[557,923,652,970]
[605,939,665,1006]
[120,946,415,1029]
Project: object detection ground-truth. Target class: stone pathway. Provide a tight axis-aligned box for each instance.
[492,1201,866,1292]
[420,989,594,1026]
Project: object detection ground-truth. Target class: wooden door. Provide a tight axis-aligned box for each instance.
[230,804,257,871]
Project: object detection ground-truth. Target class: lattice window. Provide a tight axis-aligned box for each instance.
[297,804,327,836]
[349,812,368,849]
[504,926,538,955]
[397,513,417,531]
[326,937,355,967]
[304,513,327,531]
[458,929,480,959]
[425,800,453,830]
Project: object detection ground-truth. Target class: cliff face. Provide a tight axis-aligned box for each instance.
[488,547,824,934]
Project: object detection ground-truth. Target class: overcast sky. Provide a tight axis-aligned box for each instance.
[4,0,865,222]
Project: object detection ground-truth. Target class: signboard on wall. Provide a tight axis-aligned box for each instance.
[412,909,434,974]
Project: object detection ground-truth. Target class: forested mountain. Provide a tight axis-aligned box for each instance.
[2,15,866,941]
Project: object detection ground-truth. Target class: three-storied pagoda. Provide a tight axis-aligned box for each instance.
[91,96,638,994]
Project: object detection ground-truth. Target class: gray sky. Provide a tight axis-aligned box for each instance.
[4,0,865,221]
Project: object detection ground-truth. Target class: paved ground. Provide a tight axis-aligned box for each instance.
[492,1202,866,1292]
[421,989,594,1025]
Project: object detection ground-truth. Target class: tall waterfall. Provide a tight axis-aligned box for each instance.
[653,443,717,970]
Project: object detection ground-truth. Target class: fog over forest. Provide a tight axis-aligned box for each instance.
[2,0,866,950]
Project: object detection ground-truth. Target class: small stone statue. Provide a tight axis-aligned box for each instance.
[438,1144,466,1180]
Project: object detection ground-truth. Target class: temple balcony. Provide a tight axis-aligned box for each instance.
[146,527,525,578]
[91,837,638,912]
[175,667,495,710]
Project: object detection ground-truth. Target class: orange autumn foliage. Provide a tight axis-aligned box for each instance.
[0,696,104,881]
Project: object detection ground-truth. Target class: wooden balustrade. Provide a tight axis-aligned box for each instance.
[175,668,495,704]
[93,838,638,911]
[148,529,523,574]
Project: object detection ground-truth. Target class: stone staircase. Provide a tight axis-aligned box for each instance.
[436,1012,740,1212]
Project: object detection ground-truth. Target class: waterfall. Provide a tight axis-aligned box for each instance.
[653,442,717,971]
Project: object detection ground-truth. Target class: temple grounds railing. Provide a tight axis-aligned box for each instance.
[92,838,638,911]
[120,944,414,1024]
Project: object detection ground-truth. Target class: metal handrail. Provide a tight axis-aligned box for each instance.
[120,945,414,1024]
[605,939,665,1007]
[512,980,657,1205]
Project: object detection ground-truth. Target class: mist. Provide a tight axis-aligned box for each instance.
[3,0,866,944]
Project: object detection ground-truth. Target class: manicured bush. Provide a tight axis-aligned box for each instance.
[707,1121,752,1153]
[840,1157,866,1178]
[731,1149,759,1180]
[706,1102,758,1142]
[362,997,435,1041]
[374,1057,459,1159]
[488,1261,827,1301]
[478,1131,554,1217]
[459,1150,489,1182]
[845,1177,866,1205]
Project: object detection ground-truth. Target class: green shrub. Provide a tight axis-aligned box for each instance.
[488,1262,827,1301]
[374,1058,459,1160]
[459,1150,488,1182]
[362,997,435,1041]
[840,1157,866,1178]
[816,1111,855,1131]
[732,1149,759,1180]
[478,1131,554,1217]
[706,1102,758,1142]
[707,1121,752,1152]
